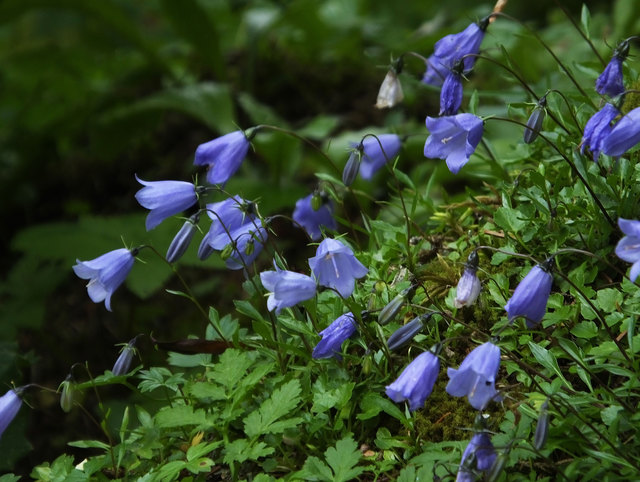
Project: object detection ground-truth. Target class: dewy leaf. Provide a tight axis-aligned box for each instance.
[324,436,365,482]
[244,379,302,438]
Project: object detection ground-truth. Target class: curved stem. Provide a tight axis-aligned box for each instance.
[552,0,606,66]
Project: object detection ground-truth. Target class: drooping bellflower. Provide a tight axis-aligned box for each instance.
[424,113,483,174]
[386,350,440,411]
[446,341,501,410]
[312,313,357,359]
[457,431,497,481]
[580,103,620,161]
[504,258,553,328]
[260,268,317,314]
[375,67,404,109]
[221,220,268,270]
[454,250,481,308]
[596,40,629,97]
[205,196,254,245]
[439,60,464,116]
[308,238,368,298]
[601,106,640,158]
[0,389,23,439]
[615,218,640,282]
[166,213,199,263]
[358,134,402,180]
[194,130,251,185]
[292,193,337,241]
[422,17,490,87]
[134,175,198,231]
[73,248,137,311]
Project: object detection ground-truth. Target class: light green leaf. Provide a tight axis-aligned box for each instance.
[244,379,302,438]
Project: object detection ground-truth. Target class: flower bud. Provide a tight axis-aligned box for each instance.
[378,286,414,325]
[386,314,430,351]
[342,147,362,186]
[310,192,323,211]
[244,239,255,256]
[112,337,139,376]
[533,399,549,450]
[166,213,199,263]
[524,96,547,144]
[486,451,508,482]
[197,233,215,260]
[220,244,234,260]
[375,58,404,110]
[59,374,77,413]
[454,250,481,308]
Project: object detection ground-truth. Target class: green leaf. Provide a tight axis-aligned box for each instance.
[186,441,222,462]
[324,436,365,482]
[357,393,407,424]
[297,456,333,481]
[223,439,274,464]
[208,349,253,390]
[580,4,591,39]
[244,379,302,438]
[67,440,110,450]
[494,206,526,233]
[154,405,207,428]
[528,342,572,389]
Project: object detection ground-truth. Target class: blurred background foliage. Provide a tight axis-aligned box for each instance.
[0,0,638,474]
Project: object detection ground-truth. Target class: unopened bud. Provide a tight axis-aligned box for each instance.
[386,315,429,351]
[220,244,234,260]
[378,286,414,326]
[197,233,214,260]
[311,192,323,211]
[244,239,255,256]
[533,399,549,450]
[524,96,547,144]
[112,337,138,376]
[342,148,362,186]
[166,213,199,263]
[59,374,77,413]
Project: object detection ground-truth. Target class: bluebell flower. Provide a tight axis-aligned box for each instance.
[135,175,198,231]
[206,196,254,246]
[260,268,317,314]
[596,40,629,97]
[386,351,440,411]
[504,259,553,327]
[166,213,199,263]
[386,314,429,351]
[358,134,402,180]
[422,18,489,86]
[0,389,23,439]
[602,106,640,158]
[308,238,368,297]
[580,103,620,161]
[446,342,501,410]
[222,220,268,270]
[73,248,137,311]
[457,431,497,481]
[112,337,139,376]
[194,130,251,185]
[615,218,640,281]
[454,251,481,308]
[424,113,483,174]
[292,193,337,241]
[312,313,357,359]
[439,61,464,116]
[523,96,547,144]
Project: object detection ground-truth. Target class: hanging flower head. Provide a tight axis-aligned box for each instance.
[194,130,251,185]
[0,388,23,439]
[504,258,553,328]
[134,175,198,231]
[73,248,137,311]
[424,113,483,174]
[439,60,465,116]
[358,134,402,180]
[454,250,481,308]
[446,341,501,410]
[260,268,317,314]
[308,238,368,297]
[596,39,629,97]
[580,103,620,161]
[312,313,357,359]
[602,106,640,158]
[457,431,497,481]
[375,57,404,109]
[386,350,440,411]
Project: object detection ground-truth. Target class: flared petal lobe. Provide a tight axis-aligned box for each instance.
[446,342,501,410]
[260,269,317,314]
[424,114,483,174]
[292,194,337,241]
[308,238,368,297]
[615,218,640,281]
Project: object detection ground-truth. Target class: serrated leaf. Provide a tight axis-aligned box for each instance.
[244,379,302,438]
[223,439,274,464]
[298,456,333,481]
[154,405,207,428]
[209,349,253,390]
[324,437,365,482]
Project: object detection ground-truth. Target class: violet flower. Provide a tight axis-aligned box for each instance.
[73,248,137,311]
[386,351,440,411]
[194,130,251,185]
[504,259,553,328]
[523,96,547,144]
[308,238,368,298]
[166,213,199,263]
[292,193,337,241]
[0,389,23,439]
[446,341,501,410]
[222,220,268,270]
[422,17,490,86]
[358,134,402,180]
[615,218,640,282]
[596,40,629,97]
[580,103,620,161]
[206,196,254,246]
[260,268,317,314]
[602,106,640,158]
[457,431,497,481]
[312,313,357,359]
[424,113,483,174]
[134,175,198,231]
